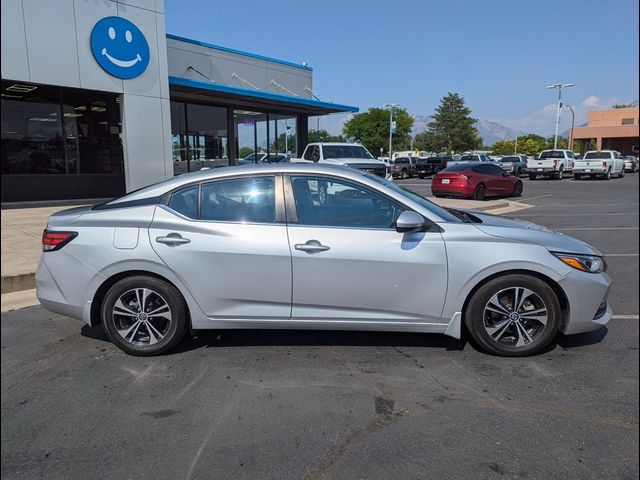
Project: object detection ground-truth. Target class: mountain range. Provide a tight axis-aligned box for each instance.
[411,115,528,147]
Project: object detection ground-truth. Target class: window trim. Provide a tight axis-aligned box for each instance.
[284,173,411,231]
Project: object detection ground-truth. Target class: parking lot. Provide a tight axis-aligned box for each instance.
[2,174,638,479]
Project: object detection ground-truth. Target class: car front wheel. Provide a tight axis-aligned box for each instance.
[101,276,188,356]
[464,274,561,356]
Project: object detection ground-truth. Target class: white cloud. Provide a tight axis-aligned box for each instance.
[582,95,601,107]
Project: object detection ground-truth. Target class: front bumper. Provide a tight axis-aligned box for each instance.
[558,269,612,335]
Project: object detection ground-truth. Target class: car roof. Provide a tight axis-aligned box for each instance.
[107,163,375,204]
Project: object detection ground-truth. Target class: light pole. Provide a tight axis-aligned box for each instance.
[383,103,399,159]
[514,136,519,154]
[566,104,576,151]
[546,83,574,149]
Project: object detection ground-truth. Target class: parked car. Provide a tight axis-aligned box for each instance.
[528,149,575,180]
[431,162,523,200]
[573,150,626,180]
[416,156,452,178]
[498,155,528,177]
[36,163,611,357]
[447,153,494,167]
[392,156,419,179]
[623,155,638,173]
[293,142,391,180]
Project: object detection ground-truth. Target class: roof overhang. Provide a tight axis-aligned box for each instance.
[168,76,358,115]
[572,124,639,139]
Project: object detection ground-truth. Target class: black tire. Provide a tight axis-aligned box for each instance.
[529,173,537,181]
[574,173,582,180]
[512,181,523,197]
[418,173,425,179]
[473,184,486,200]
[619,169,625,178]
[464,274,561,357]
[554,167,564,180]
[101,275,188,356]
[604,169,611,180]
[400,169,408,179]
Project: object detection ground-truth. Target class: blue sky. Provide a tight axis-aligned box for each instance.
[166,0,639,136]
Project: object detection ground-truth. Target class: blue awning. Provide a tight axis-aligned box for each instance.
[168,76,359,115]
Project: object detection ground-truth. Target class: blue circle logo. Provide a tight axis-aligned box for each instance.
[90,17,150,79]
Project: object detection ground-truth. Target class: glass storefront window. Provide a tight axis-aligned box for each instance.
[171,102,229,175]
[1,80,123,176]
[234,110,268,163]
[269,114,297,158]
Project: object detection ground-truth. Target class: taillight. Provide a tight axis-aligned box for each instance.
[553,160,557,168]
[42,230,77,252]
[602,162,607,168]
[391,165,396,173]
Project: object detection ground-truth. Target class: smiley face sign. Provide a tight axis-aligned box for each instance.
[90,17,150,79]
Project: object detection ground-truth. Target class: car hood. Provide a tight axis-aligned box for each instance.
[463,210,602,256]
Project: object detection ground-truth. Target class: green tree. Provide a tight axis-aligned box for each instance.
[308,129,346,143]
[491,140,516,155]
[612,103,635,109]
[342,107,413,156]
[238,146,254,158]
[414,93,481,153]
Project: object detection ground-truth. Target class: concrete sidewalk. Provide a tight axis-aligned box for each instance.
[0,197,530,294]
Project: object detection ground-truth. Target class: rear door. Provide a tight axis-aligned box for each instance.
[149,175,292,320]
[284,174,448,324]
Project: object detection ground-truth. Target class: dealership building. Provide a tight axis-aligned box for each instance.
[1,0,358,202]
[570,106,639,156]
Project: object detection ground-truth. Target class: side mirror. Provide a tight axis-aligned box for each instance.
[395,211,425,233]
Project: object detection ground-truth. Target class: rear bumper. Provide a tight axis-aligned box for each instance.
[431,185,474,198]
[574,167,607,174]
[36,256,85,321]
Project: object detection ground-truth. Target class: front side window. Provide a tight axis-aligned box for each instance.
[290,176,403,229]
[200,176,276,223]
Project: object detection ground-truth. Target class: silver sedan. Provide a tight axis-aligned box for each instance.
[37,164,612,356]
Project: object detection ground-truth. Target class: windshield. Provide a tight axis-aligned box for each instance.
[362,173,462,223]
[539,151,565,159]
[323,145,374,160]
[584,152,612,159]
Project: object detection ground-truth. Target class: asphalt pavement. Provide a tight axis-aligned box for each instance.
[1,173,638,480]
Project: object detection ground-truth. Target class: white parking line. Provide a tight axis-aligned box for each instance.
[612,315,639,320]
[516,212,639,217]
[558,227,639,231]
[535,203,639,208]
[518,194,553,202]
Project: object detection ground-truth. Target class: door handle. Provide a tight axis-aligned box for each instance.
[156,233,191,245]
[295,240,330,253]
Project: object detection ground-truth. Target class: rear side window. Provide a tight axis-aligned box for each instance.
[200,176,276,223]
[168,185,198,218]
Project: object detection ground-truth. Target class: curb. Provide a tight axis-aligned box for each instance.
[1,273,36,294]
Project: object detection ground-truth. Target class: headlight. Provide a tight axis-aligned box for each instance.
[552,252,606,273]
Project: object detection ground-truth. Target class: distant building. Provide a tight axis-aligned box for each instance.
[571,107,639,155]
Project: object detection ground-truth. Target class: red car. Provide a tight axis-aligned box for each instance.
[431,162,523,200]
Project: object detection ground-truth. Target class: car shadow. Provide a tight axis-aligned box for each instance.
[556,327,608,349]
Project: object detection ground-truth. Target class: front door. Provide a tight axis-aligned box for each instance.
[149,175,292,320]
[286,175,448,324]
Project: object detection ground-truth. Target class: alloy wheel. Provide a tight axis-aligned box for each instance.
[112,288,172,346]
[482,287,548,348]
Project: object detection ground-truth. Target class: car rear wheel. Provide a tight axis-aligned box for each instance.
[101,276,188,356]
[511,181,523,197]
[554,167,564,180]
[619,169,625,178]
[529,173,537,180]
[574,173,582,180]
[400,169,408,179]
[473,184,486,200]
[464,274,561,356]
[604,169,611,180]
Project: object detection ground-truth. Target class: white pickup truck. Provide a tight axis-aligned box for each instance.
[573,150,626,180]
[528,149,575,180]
[293,142,392,180]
